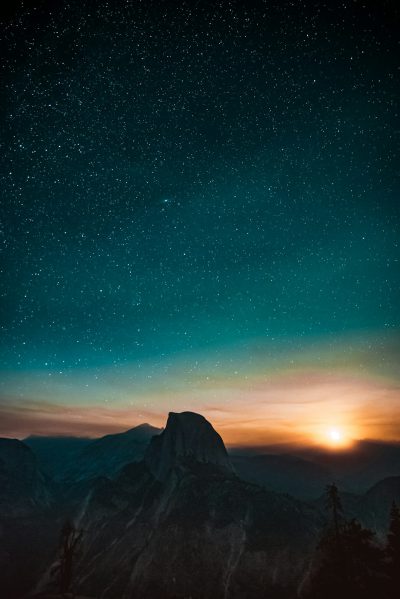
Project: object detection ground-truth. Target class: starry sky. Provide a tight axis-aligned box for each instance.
[0,0,399,445]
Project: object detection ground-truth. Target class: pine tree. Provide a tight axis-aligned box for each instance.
[386,501,400,598]
[325,483,344,543]
[342,518,384,598]
[304,484,385,599]
[387,501,400,560]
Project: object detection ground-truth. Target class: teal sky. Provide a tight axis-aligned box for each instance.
[0,0,399,443]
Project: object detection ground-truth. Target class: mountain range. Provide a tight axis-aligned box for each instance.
[0,412,399,598]
[24,426,400,498]
[25,423,162,481]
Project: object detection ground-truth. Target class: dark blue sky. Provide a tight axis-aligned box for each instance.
[0,0,399,440]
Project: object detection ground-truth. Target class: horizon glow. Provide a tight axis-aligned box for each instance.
[0,3,398,448]
[1,331,399,447]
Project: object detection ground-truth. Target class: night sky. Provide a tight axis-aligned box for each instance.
[1,0,399,445]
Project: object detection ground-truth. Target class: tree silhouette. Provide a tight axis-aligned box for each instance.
[342,518,384,598]
[387,501,400,559]
[386,501,400,598]
[325,483,343,544]
[304,484,385,599]
[59,520,84,595]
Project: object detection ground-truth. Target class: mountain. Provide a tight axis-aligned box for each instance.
[231,454,332,500]
[0,438,52,513]
[310,475,400,541]
[40,412,323,599]
[298,440,400,493]
[63,423,162,481]
[25,424,162,482]
[229,440,400,499]
[6,415,400,598]
[25,427,400,494]
[145,411,234,480]
[24,436,92,479]
[0,439,56,598]
[354,476,400,536]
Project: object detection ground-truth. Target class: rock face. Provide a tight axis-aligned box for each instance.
[0,438,52,513]
[64,423,162,481]
[24,436,92,479]
[0,439,55,599]
[145,411,234,481]
[26,424,162,482]
[4,415,400,598]
[71,461,320,599]
[60,413,322,599]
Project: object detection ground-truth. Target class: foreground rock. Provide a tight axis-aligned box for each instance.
[61,413,322,598]
[0,439,55,598]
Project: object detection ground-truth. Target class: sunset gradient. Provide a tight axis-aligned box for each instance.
[1,2,398,449]
[1,331,399,447]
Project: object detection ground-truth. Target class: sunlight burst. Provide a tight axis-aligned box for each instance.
[323,426,351,448]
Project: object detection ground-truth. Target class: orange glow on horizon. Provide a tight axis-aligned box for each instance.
[1,366,399,447]
[313,425,355,450]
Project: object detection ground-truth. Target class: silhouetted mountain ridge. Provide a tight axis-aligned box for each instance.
[24,435,92,478]
[63,414,321,598]
[2,414,400,598]
[0,439,56,598]
[0,438,52,512]
[63,422,162,481]
[230,440,400,498]
[145,411,234,480]
[25,424,162,482]
[231,453,332,500]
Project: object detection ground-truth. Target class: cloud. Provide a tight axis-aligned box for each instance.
[0,398,163,439]
[1,367,399,447]
[1,329,399,443]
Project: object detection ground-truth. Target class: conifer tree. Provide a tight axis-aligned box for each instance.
[386,501,400,598]
[387,501,400,561]
[304,484,384,599]
[326,483,343,543]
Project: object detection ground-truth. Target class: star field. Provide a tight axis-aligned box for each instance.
[0,0,399,440]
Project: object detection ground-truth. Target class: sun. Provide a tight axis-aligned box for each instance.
[311,424,354,449]
[307,420,358,450]
[328,428,342,443]
[323,426,351,449]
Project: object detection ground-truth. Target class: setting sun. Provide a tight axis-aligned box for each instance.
[323,426,352,449]
[307,421,357,450]
[328,428,342,443]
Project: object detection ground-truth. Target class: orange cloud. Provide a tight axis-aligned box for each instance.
[1,368,399,448]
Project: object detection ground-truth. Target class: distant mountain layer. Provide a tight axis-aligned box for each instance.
[24,436,92,478]
[66,413,322,599]
[298,440,400,493]
[230,440,400,499]
[231,454,332,500]
[1,416,399,598]
[354,476,400,536]
[25,424,162,481]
